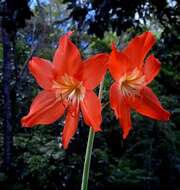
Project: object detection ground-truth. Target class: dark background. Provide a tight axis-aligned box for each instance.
[0,0,180,189]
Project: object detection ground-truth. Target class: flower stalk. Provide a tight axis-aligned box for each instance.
[81,80,104,190]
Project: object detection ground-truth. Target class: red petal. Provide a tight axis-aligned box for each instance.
[21,90,66,127]
[109,82,121,118]
[80,53,109,89]
[109,45,131,81]
[132,87,170,120]
[119,106,131,139]
[144,55,161,84]
[80,90,102,132]
[53,32,82,77]
[62,104,79,149]
[123,32,156,68]
[29,57,55,90]
[110,83,132,138]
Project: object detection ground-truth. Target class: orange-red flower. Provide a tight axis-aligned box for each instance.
[21,32,109,149]
[108,31,170,139]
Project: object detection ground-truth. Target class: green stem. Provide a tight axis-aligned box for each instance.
[81,81,104,190]
[81,127,95,190]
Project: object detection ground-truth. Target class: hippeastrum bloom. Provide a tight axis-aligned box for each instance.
[108,31,170,139]
[21,32,109,149]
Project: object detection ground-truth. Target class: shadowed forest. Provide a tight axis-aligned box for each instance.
[0,0,180,190]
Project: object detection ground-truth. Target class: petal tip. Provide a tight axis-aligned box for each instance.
[93,126,102,132]
[62,134,71,150]
[122,127,131,139]
[21,117,30,128]
[66,30,74,37]
[122,133,128,139]
[162,111,171,121]
[111,42,116,50]
[62,141,68,150]
[58,31,74,44]
[144,31,156,40]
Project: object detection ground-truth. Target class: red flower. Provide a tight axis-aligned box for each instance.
[21,32,109,149]
[108,32,170,139]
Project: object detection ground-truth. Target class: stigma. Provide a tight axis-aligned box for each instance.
[119,68,145,97]
[52,74,85,104]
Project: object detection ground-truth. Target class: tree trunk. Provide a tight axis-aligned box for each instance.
[2,28,13,170]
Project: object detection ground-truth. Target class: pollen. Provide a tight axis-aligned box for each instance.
[52,74,85,104]
[119,68,145,97]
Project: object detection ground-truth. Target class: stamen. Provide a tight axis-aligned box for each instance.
[52,74,85,106]
[119,68,145,97]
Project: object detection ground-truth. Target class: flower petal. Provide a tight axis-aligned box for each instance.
[21,90,66,127]
[118,106,131,139]
[123,32,156,68]
[109,45,131,81]
[110,83,132,138]
[29,57,55,90]
[62,104,79,149]
[53,32,82,77]
[80,53,109,89]
[109,82,121,118]
[144,55,161,84]
[80,90,102,132]
[132,87,170,121]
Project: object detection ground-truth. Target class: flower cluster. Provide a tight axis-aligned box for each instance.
[21,31,170,149]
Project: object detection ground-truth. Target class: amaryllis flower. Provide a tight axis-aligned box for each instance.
[108,31,170,139]
[21,32,109,149]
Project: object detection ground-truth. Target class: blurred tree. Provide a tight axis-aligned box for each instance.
[66,0,179,37]
[0,0,32,170]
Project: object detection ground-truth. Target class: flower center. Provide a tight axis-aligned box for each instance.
[52,74,85,104]
[119,68,145,97]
